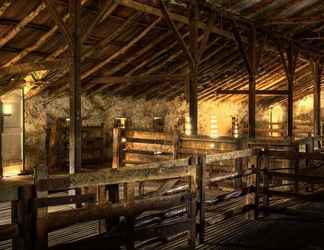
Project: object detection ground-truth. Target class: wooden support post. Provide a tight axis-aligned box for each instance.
[21,88,26,173]
[188,0,199,136]
[124,182,135,250]
[232,24,257,138]
[263,150,270,216]
[197,155,206,244]
[97,185,107,233]
[109,127,121,224]
[287,45,294,138]
[34,164,48,250]
[278,42,298,138]
[248,26,256,138]
[112,128,122,169]
[312,60,322,138]
[188,170,197,249]
[0,101,2,179]
[254,155,261,220]
[12,186,34,250]
[234,140,243,189]
[293,145,299,193]
[69,0,81,174]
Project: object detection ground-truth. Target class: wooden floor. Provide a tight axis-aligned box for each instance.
[2,174,324,250]
[48,198,324,250]
[2,196,324,250]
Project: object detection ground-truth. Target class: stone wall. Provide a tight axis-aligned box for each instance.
[24,92,318,170]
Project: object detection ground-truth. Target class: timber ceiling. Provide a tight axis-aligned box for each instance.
[0,0,323,104]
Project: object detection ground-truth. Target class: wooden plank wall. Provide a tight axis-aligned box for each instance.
[123,130,177,166]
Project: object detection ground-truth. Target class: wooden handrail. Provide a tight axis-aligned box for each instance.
[206,148,259,163]
[39,158,194,191]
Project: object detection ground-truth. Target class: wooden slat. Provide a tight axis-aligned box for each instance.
[47,193,191,232]
[125,152,172,163]
[206,149,258,163]
[37,193,96,208]
[125,142,174,154]
[40,158,193,191]
[127,130,173,141]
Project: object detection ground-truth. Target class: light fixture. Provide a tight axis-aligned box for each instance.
[115,117,127,129]
[210,115,219,138]
[232,116,239,138]
[185,115,192,136]
[2,103,12,115]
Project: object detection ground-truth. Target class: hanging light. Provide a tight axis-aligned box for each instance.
[210,115,219,138]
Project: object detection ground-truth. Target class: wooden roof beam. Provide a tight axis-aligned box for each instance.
[0,3,46,51]
[43,0,73,48]
[3,0,90,67]
[81,16,162,80]
[159,0,194,68]
[118,0,321,60]
[0,59,67,76]
[216,89,289,96]
[81,1,119,44]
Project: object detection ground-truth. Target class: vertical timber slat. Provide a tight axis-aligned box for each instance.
[248,26,256,138]
[69,0,81,174]
[313,60,321,138]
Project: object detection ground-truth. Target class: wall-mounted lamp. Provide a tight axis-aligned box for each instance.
[185,116,192,136]
[232,116,239,138]
[114,117,127,129]
[2,103,12,115]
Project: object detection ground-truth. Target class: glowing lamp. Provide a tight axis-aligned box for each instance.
[210,115,219,138]
[2,103,12,115]
[185,116,192,136]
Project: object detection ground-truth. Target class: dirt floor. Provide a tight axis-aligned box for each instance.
[48,200,324,250]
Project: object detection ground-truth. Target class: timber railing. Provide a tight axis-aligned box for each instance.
[112,128,241,192]
[0,157,197,250]
[0,182,34,249]
[197,148,260,243]
[254,146,324,220]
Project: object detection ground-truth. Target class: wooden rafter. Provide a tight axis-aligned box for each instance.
[0,60,67,76]
[82,16,162,80]
[90,74,188,85]
[159,0,194,68]
[81,1,119,44]
[0,0,10,17]
[0,3,46,50]
[232,21,252,76]
[3,0,89,67]
[198,10,215,62]
[43,0,73,48]
[216,89,289,96]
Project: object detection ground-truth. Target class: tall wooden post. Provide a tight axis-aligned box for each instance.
[188,0,199,136]
[21,88,26,173]
[232,24,257,138]
[248,27,256,138]
[278,42,298,138]
[312,60,321,137]
[0,101,2,179]
[69,0,81,174]
[34,164,48,250]
[287,44,295,138]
